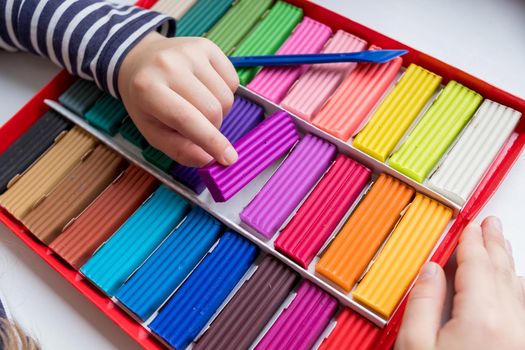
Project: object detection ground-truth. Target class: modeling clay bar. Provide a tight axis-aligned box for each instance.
[22,145,125,244]
[247,17,332,104]
[312,46,403,141]
[176,0,234,37]
[80,185,189,295]
[143,146,173,172]
[255,281,337,350]
[150,232,257,350]
[0,126,97,219]
[232,1,303,85]
[170,96,264,193]
[0,110,70,194]
[318,308,380,350]
[119,118,148,149]
[275,154,371,268]
[240,134,336,239]
[353,64,442,162]
[50,166,158,269]
[151,0,196,19]
[116,207,221,320]
[194,256,297,350]
[58,80,103,116]
[316,174,414,292]
[199,111,299,202]
[206,0,273,54]
[281,30,367,121]
[428,100,521,205]
[84,93,127,135]
[389,81,483,183]
[353,194,452,318]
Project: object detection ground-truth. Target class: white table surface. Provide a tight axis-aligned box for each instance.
[0,1,524,349]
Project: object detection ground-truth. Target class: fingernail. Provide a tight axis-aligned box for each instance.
[223,146,238,165]
[505,239,513,256]
[489,216,503,232]
[419,262,438,281]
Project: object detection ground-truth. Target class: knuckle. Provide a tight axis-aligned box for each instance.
[203,100,223,122]
[153,51,173,70]
[131,72,152,93]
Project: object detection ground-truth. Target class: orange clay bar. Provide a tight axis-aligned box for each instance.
[316,174,414,292]
[353,193,453,318]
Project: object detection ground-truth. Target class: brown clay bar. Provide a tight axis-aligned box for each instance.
[22,145,126,244]
[194,255,297,350]
[0,126,97,220]
[49,165,158,269]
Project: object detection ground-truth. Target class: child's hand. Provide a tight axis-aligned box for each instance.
[118,32,240,167]
[396,217,525,350]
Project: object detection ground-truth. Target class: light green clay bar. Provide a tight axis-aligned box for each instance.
[84,93,127,136]
[206,0,273,55]
[143,146,173,173]
[389,81,483,183]
[231,1,303,85]
[176,0,234,37]
[119,118,148,149]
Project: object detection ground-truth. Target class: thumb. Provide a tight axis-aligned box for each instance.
[395,262,446,350]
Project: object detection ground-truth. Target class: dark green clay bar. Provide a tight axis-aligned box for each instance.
[143,146,173,172]
[119,118,148,149]
[232,1,303,85]
[176,0,234,37]
[84,93,127,135]
[206,0,273,54]
[59,80,103,116]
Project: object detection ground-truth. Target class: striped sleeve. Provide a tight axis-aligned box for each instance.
[0,0,176,97]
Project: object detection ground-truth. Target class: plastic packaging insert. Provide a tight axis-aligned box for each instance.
[281,30,367,121]
[142,146,173,173]
[240,134,336,239]
[389,80,483,183]
[170,96,264,194]
[116,207,221,320]
[49,165,158,269]
[151,0,196,19]
[80,185,189,296]
[58,80,103,116]
[231,1,303,85]
[84,93,127,135]
[194,256,297,350]
[428,100,521,205]
[312,45,403,141]
[247,17,332,104]
[22,145,125,244]
[255,281,337,350]
[353,64,442,162]
[275,154,371,268]
[206,0,273,55]
[198,111,299,202]
[316,174,414,292]
[0,110,70,194]
[318,308,380,350]
[150,232,257,350]
[175,0,234,37]
[0,126,97,220]
[353,193,453,318]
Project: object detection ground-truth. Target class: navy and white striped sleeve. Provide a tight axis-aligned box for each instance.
[0,0,176,98]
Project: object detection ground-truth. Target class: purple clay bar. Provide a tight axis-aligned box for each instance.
[170,96,264,193]
[198,111,299,202]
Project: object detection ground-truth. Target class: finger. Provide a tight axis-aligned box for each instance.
[454,222,494,309]
[481,217,515,277]
[170,73,224,129]
[194,63,235,117]
[520,277,525,307]
[205,41,239,91]
[141,84,238,166]
[134,114,213,167]
[396,262,446,350]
